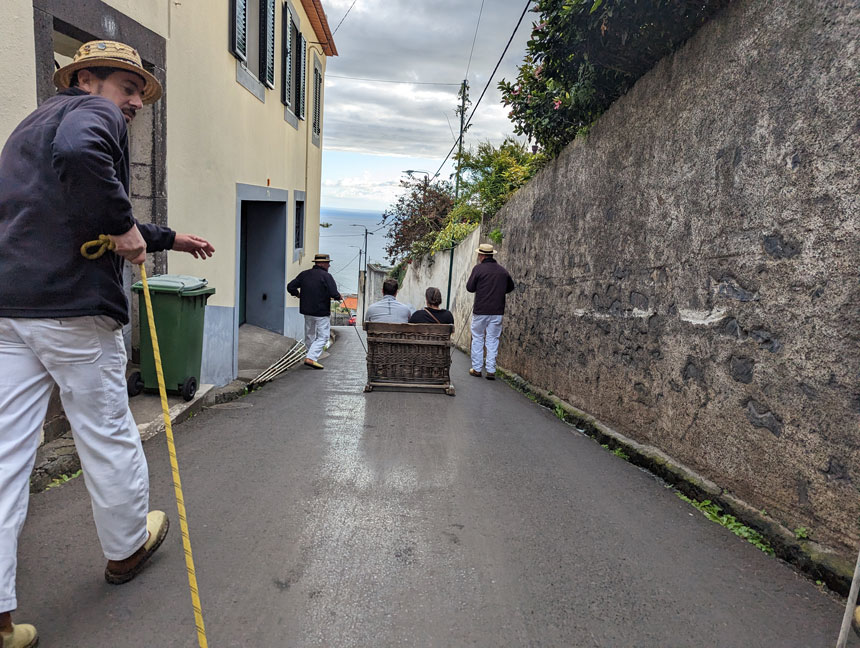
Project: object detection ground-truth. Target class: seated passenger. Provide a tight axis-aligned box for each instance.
[364,278,413,323]
[409,287,454,327]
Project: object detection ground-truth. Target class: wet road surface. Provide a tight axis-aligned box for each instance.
[16,328,848,646]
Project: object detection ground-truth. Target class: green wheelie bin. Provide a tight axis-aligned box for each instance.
[131,274,215,401]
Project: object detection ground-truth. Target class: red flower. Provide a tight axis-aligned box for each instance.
[553,98,562,110]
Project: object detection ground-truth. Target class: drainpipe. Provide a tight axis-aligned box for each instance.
[306,44,324,258]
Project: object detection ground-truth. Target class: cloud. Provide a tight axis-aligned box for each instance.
[322,173,402,204]
[321,0,534,158]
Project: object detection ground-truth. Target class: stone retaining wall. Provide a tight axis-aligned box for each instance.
[484,0,859,553]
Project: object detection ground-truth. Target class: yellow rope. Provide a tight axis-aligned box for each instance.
[80,238,207,646]
[80,235,115,259]
[139,264,208,648]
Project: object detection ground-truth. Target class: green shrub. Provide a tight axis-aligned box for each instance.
[499,0,729,157]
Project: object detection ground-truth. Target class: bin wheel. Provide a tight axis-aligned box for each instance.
[181,376,197,402]
[127,371,144,397]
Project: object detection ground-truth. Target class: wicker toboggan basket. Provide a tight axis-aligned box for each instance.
[363,322,455,396]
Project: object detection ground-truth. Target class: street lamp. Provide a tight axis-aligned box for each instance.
[350,224,373,323]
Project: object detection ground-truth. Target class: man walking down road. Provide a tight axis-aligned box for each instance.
[288,253,342,369]
[466,243,515,380]
[364,278,413,323]
[0,40,214,648]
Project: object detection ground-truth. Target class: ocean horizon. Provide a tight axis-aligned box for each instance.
[319,206,393,295]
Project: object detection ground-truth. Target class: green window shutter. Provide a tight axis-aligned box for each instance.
[313,67,321,135]
[261,0,275,89]
[298,34,306,119]
[231,0,248,61]
[281,7,292,107]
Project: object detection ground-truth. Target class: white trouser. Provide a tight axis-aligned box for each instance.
[0,316,149,612]
[471,314,504,373]
[304,315,330,362]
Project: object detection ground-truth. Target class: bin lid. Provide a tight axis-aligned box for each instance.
[132,274,215,296]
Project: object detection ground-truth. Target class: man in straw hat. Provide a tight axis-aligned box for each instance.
[466,243,516,380]
[288,254,343,369]
[0,40,215,647]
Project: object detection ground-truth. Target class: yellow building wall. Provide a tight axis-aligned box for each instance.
[101,0,168,36]
[165,0,325,310]
[0,0,328,383]
[0,0,38,143]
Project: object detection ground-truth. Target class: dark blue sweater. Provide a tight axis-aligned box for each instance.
[0,89,175,325]
[287,265,341,317]
[466,257,515,315]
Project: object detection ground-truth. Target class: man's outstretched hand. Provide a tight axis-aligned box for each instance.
[173,234,215,259]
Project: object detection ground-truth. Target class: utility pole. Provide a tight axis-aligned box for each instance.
[357,248,363,310]
[454,79,467,202]
[350,225,373,323]
[361,228,368,324]
[448,79,468,310]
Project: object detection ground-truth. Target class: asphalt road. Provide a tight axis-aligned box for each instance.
[16,328,848,647]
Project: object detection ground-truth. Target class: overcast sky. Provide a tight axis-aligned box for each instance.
[320,0,534,211]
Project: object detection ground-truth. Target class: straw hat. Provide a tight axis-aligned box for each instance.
[53,40,163,104]
[314,253,332,263]
[475,243,496,255]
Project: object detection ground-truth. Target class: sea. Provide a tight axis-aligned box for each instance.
[318,207,392,295]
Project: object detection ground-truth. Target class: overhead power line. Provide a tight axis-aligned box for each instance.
[332,0,357,36]
[465,0,486,79]
[433,0,531,180]
[337,250,361,270]
[327,74,459,86]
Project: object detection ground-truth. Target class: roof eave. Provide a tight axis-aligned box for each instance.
[300,0,338,57]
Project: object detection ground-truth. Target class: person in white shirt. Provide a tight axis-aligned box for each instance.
[364,278,413,323]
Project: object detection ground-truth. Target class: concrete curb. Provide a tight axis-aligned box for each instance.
[137,384,215,442]
[31,383,221,493]
[496,366,854,597]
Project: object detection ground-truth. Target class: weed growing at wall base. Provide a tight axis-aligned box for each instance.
[611,447,629,460]
[676,492,774,556]
[45,469,83,491]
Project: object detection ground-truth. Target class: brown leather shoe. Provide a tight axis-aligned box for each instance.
[304,359,324,369]
[105,511,169,585]
[485,372,496,380]
[469,369,481,378]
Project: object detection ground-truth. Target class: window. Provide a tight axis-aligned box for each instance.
[230,0,247,62]
[260,0,276,88]
[246,0,260,78]
[231,0,275,88]
[294,200,305,251]
[281,4,306,118]
[312,63,322,142]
